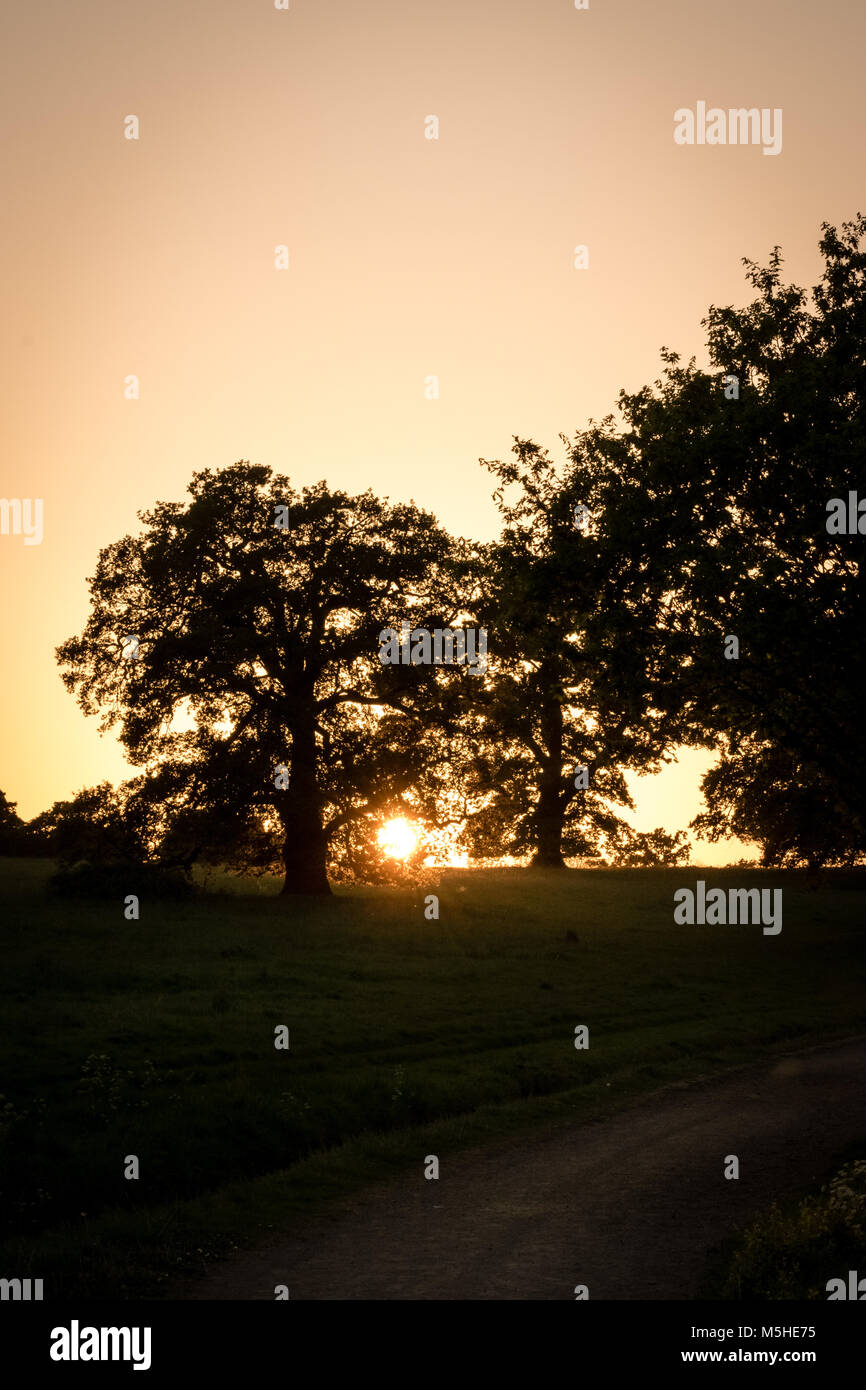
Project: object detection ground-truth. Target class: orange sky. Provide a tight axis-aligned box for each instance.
[2,0,864,862]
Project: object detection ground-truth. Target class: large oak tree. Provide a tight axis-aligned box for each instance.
[567,215,866,868]
[58,462,471,893]
[461,440,691,869]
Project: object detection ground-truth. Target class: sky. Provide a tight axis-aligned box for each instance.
[1,0,864,862]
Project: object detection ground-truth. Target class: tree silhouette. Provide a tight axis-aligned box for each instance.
[566,214,866,868]
[0,790,26,855]
[28,782,146,866]
[461,440,690,868]
[58,463,470,894]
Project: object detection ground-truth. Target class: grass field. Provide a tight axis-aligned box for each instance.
[2,856,865,1298]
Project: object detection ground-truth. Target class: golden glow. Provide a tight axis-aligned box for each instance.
[2,0,860,871]
[425,849,470,869]
[378,817,419,861]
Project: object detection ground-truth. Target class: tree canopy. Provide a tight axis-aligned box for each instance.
[58,463,475,893]
[565,213,866,867]
[460,439,690,868]
[48,215,866,886]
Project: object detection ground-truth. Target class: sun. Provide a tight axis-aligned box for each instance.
[377,817,419,861]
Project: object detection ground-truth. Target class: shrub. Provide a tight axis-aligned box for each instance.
[705,1158,866,1299]
[47,861,195,901]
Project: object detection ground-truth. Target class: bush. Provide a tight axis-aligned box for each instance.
[47,861,195,901]
[704,1158,866,1299]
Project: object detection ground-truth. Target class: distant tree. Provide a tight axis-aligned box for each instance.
[565,215,866,868]
[462,440,691,868]
[608,826,691,868]
[28,782,147,867]
[58,463,474,894]
[691,740,861,872]
[0,790,26,855]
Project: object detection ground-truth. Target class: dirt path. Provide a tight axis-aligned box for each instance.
[180,1036,866,1300]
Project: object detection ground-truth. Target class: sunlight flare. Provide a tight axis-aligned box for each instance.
[378,817,419,861]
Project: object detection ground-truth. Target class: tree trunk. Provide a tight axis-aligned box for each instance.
[280,812,331,894]
[529,777,567,869]
[529,685,567,870]
[279,715,332,895]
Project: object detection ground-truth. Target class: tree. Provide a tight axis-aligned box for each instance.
[566,215,866,867]
[27,782,146,866]
[0,790,26,855]
[462,440,691,868]
[58,463,472,894]
[691,740,860,872]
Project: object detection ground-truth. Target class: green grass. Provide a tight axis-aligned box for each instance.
[1,857,865,1298]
